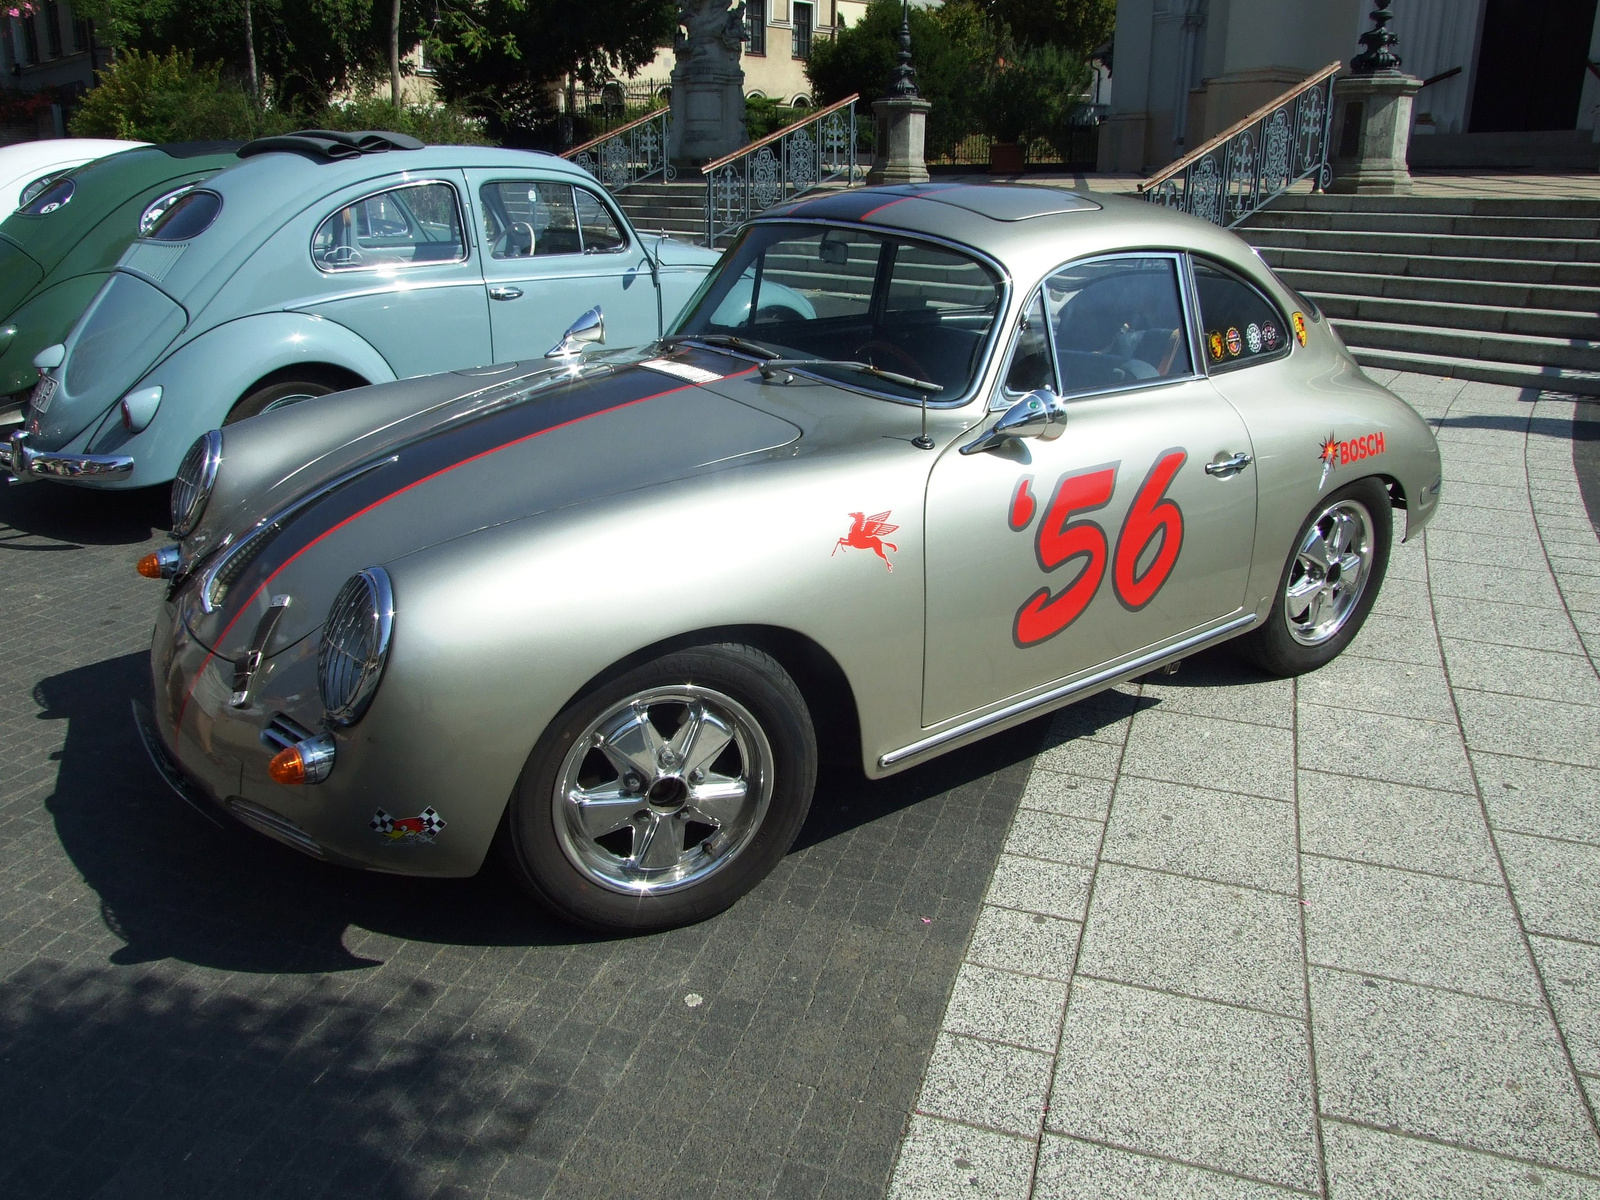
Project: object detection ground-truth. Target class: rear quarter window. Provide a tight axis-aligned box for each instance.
[1193,258,1291,371]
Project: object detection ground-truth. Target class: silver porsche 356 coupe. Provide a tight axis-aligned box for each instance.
[135,183,1443,932]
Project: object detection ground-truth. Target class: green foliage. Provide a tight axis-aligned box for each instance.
[71,0,427,107]
[69,48,490,144]
[425,0,676,143]
[743,95,807,142]
[984,40,1090,146]
[805,0,995,156]
[979,0,1113,57]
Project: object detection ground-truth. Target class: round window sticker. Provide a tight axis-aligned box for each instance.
[1207,331,1225,361]
[1225,327,1242,357]
[1245,323,1261,354]
[1262,321,1280,350]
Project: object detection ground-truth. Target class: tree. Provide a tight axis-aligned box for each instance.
[805,0,994,156]
[424,0,675,142]
[978,0,1112,57]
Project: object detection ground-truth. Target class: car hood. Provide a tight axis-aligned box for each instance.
[0,235,43,321]
[178,344,795,661]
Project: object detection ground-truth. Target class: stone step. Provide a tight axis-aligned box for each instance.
[1262,193,1600,219]
[1272,268,1600,315]
[1309,293,1598,341]
[1349,345,1600,397]
[1247,209,1600,239]
[1254,246,1600,287]
[1246,225,1600,264]
[1332,317,1600,372]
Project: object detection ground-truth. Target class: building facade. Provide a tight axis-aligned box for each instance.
[3,1,100,100]
[1101,0,1600,173]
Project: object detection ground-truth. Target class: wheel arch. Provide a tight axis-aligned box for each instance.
[236,362,370,408]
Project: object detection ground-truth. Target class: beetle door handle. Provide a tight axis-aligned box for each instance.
[1205,451,1253,477]
[489,286,523,301]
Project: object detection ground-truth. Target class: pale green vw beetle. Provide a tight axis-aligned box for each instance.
[135,184,1442,933]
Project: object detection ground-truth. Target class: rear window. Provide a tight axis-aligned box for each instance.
[147,190,222,241]
[18,177,73,216]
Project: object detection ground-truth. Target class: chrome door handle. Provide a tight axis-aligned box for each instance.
[489,286,523,301]
[1204,451,1254,477]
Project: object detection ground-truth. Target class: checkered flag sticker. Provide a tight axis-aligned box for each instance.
[417,807,446,835]
[370,809,395,834]
[370,808,448,841]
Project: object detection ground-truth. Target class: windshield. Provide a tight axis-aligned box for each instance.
[671,223,1004,402]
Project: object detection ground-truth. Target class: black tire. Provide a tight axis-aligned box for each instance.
[225,374,343,424]
[1235,476,1392,677]
[503,643,817,933]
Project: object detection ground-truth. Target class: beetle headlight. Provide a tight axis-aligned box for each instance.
[319,568,394,727]
[171,430,221,537]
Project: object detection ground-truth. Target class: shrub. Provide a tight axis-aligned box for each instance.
[743,95,807,142]
[984,41,1090,146]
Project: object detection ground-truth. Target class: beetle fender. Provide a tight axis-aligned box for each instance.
[74,311,396,488]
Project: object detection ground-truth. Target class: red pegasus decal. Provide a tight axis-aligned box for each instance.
[834,510,899,572]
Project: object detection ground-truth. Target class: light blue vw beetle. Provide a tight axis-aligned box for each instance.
[3,130,726,488]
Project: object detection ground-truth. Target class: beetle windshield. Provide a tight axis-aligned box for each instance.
[671,223,1004,403]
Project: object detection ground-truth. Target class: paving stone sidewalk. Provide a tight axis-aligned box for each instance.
[891,372,1600,1199]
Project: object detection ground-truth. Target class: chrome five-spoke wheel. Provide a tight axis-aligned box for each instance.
[1284,498,1374,646]
[554,687,773,894]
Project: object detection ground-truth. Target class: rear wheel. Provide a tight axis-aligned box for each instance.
[1235,477,1391,676]
[503,643,817,933]
[225,373,346,423]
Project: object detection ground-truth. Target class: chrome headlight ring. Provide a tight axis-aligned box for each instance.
[318,567,395,727]
[171,430,222,537]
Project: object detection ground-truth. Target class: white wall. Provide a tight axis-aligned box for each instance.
[1389,0,1484,136]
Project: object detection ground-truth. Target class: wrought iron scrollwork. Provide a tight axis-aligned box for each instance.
[1135,63,1339,229]
[562,107,674,193]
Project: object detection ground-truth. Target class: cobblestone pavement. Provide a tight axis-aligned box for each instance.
[891,372,1600,1198]
[0,479,1048,1198]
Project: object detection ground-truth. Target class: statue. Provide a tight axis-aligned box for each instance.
[669,0,748,168]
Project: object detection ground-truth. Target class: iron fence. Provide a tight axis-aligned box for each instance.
[563,106,674,192]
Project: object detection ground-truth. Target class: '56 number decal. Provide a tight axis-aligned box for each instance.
[1008,448,1188,647]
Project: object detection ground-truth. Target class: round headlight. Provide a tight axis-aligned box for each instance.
[319,568,394,727]
[170,430,221,537]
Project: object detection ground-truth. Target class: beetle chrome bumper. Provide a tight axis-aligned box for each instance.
[1,430,134,483]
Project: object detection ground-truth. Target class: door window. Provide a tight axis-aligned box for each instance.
[311,182,466,271]
[1044,256,1193,397]
[479,181,583,258]
[575,188,627,253]
[1192,258,1291,371]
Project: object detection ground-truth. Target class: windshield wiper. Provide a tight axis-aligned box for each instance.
[758,358,944,394]
[660,333,782,360]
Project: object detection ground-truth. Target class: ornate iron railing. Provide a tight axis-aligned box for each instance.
[1137,61,1340,228]
[563,106,673,192]
[702,94,861,245]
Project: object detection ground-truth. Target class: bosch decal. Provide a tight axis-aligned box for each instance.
[834,511,899,572]
[1007,449,1188,646]
[371,807,448,843]
[1318,431,1385,486]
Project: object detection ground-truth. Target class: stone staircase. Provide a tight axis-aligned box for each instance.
[613,182,711,243]
[1241,193,1600,397]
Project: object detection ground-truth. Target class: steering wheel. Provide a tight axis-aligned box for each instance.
[855,339,930,382]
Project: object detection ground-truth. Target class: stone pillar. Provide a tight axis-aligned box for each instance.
[668,0,749,171]
[1329,71,1423,194]
[866,97,931,185]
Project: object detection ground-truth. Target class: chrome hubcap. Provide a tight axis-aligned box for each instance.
[553,686,772,896]
[1285,498,1375,646]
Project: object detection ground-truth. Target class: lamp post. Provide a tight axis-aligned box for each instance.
[1350,0,1402,75]
[1330,0,1421,193]
[865,0,931,184]
[888,0,919,99]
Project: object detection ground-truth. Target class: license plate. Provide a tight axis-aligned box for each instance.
[30,375,56,414]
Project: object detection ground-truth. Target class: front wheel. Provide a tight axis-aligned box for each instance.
[225,374,342,424]
[1235,477,1391,676]
[503,643,817,933]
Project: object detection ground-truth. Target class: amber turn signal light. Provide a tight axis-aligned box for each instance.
[136,545,181,579]
[269,735,336,785]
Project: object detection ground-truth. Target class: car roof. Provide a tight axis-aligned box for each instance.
[756,183,1274,293]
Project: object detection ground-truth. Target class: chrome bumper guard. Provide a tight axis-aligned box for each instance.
[130,698,225,827]
[2,429,134,483]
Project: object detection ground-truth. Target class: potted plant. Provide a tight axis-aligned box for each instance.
[984,43,1090,175]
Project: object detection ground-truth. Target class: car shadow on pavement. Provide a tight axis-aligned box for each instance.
[36,650,1063,975]
[0,482,171,548]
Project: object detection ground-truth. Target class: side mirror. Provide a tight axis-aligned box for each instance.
[544,306,605,358]
[960,388,1068,455]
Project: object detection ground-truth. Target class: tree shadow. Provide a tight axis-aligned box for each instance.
[0,482,171,548]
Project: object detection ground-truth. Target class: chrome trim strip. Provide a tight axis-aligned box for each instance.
[3,431,134,482]
[879,612,1257,769]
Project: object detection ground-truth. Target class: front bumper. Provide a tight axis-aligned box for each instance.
[2,429,133,483]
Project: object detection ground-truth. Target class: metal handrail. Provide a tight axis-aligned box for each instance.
[1137,60,1340,228]
[563,106,674,192]
[702,95,862,245]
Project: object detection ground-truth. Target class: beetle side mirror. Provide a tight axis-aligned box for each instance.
[960,388,1068,455]
[544,307,605,358]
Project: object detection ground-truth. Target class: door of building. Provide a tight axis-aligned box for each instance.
[1470,0,1598,132]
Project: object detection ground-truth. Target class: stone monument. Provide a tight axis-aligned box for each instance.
[1329,0,1423,194]
[865,0,931,185]
[668,0,749,171]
